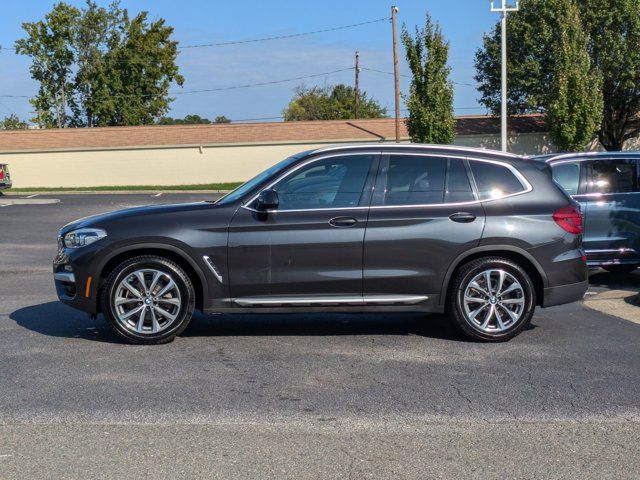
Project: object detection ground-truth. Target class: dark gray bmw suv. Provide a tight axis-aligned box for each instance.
[54,145,588,344]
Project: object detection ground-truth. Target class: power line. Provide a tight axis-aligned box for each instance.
[0,17,390,57]
[360,66,478,87]
[179,17,389,49]
[0,67,355,100]
[169,67,353,96]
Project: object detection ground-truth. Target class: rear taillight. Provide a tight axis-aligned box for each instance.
[553,205,583,235]
[0,167,4,181]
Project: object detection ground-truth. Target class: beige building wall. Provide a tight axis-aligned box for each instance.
[2,142,334,188]
[0,132,612,189]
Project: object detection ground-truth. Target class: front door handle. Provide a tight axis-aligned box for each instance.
[329,216,358,228]
[449,212,477,223]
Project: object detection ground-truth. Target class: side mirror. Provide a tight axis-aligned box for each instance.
[256,188,279,211]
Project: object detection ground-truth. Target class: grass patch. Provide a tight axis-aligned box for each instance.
[6,182,243,193]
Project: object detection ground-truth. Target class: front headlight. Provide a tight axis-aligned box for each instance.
[63,228,107,248]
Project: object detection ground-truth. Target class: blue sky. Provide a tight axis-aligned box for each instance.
[0,0,499,122]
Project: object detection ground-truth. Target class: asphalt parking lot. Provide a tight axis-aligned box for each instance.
[1,193,639,479]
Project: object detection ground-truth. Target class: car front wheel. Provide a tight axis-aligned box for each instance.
[102,255,196,345]
[449,257,536,342]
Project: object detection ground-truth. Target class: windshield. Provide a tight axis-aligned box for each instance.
[215,154,301,205]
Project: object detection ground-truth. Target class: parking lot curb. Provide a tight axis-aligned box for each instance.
[0,198,60,205]
[584,289,640,324]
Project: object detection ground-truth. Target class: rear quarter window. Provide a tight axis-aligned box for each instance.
[551,162,581,195]
[469,161,527,200]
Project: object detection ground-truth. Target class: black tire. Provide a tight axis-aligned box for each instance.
[603,265,638,274]
[102,255,196,345]
[448,257,536,342]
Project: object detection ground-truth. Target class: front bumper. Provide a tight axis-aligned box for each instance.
[542,279,589,308]
[53,240,105,315]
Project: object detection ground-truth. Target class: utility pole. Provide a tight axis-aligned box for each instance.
[490,0,519,152]
[354,50,360,119]
[391,5,401,143]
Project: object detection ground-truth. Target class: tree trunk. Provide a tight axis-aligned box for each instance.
[60,84,66,128]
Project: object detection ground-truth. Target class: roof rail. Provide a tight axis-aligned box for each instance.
[310,143,521,158]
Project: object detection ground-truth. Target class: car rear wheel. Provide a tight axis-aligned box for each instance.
[449,257,536,342]
[102,255,196,345]
[603,265,638,274]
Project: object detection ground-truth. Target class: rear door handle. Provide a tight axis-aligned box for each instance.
[449,212,477,223]
[329,216,358,228]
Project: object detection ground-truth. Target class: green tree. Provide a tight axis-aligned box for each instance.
[15,2,79,128]
[214,115,231,124]
[72,1,126,127]
[401,13,455,144]
[158,114,212,125]
[0,114,29,130]
[475,0,640,150]
[283,84,387,121]
[546,0,602,151]
[580,0,640,150]
[15,1,183,128]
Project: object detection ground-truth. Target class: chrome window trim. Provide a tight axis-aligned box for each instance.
[242,151,532,214]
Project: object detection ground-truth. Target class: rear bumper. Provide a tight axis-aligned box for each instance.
[0,181,12,190]
[542,280,588,308]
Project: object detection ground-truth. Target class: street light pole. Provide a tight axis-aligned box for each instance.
[391,5,401,143]
[490,0,519,152]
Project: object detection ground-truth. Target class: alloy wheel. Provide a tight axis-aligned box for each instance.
[112,268,182,335]
[462,269,526,333]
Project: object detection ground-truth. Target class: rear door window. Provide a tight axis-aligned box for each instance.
[379,155,447,206]
[587,159,639,194]
[469,161,527,200]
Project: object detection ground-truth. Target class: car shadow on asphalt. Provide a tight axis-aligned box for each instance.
[11,301,538,344]
[182,312,468,341]
[589,269,640,290]
[10,301,121,344]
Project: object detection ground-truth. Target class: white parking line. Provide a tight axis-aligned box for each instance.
[153,193,163,197]
[25,193,40,198]
[0,204,10,208]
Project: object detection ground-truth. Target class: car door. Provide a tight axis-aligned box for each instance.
[227,152,380,304]
[580,157,640,261]
[363,153,485,306]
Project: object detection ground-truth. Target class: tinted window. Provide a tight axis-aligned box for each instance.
[216,154,300,205]
[551,162,581,195]
[272,154,375,210]
[588,159,639,194]
[446,158,475,203]
[381,155,447,205]
[470,161,526,200]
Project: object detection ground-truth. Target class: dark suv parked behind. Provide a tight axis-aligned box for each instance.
[54,145,588,344]
[537,152,640,273]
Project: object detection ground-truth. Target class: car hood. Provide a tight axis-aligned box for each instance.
[59,201,221,236]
